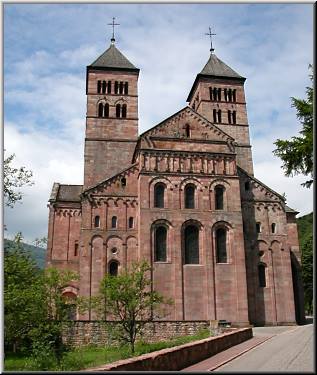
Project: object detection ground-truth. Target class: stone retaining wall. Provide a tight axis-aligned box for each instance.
[64,320,216,347]
[85,327,253,371]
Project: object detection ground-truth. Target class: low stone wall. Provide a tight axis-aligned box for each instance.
[84,327,253,371]
[64,320,214,347]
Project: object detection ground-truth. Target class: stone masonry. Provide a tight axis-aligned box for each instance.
[46,35,305,328]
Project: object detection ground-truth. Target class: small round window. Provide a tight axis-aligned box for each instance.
[111,247,118,254]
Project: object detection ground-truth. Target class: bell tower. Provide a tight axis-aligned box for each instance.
[187,30,253,175]
[84,28,139,189]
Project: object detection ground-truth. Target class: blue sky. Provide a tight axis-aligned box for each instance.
[3,3,314,243]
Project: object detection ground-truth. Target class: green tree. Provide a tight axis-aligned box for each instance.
[4,233,42,352]
[91,261,172,354]
[4,234,79,366]
[3,151,34,208]
[273,65,313,188]
[301,233,313,315]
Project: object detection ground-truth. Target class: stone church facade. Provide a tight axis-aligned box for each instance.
[46,36,305,326]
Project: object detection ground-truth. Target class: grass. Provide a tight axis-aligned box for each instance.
[4,329,212,371]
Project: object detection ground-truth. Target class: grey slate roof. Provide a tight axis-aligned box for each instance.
[89,43,138,70]
[200,53,243,79]
[49,183,82,202]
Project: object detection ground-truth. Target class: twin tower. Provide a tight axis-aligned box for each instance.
[84,39,253,189]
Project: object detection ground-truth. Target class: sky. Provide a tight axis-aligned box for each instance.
[3,3,314,244]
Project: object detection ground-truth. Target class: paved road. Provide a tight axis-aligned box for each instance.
[215,324,314,372]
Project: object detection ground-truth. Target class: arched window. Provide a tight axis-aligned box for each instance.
[124,82,129,94]
[154,183,165,208]
[128,217,134,229]
[185,124,190,138]
[107,80,111,94]
[102,80,107,94]
[122,104,127,118]
[216,227,227,263]
[109,261,119,276]
[97,80,101,93]
[271,223,276,234]
[104,103,109,118]
[155,226,167,262]
[215,185,224,210]
[98,103,103,117]
[111,216,117,229]
[213,109,217,123]
[258,263,266,287]
[217,110,222,123]
[228,110,232,124]
[228,89,232,102]
[184,225,199,264]
[116,104,121,118]
[232,111,236,124]
[233,89,236,102]
[256,222,261,233]
[115,81,119,94]
[94,215,100,228]
[217,88,221,101]
[213,88,217,101]
[74,242,79,256]
[184,184,195,209]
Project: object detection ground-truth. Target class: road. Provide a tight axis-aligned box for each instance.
[215,323,314,372]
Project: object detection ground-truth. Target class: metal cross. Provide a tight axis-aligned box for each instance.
[205,26,216,53]
[108,17,120,42]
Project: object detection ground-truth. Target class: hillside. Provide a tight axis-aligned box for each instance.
[297,212,313,251]
[4,239,46,269]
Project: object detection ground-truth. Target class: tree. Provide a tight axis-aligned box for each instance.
[301,233,313,315]
[4,233,42,352]
[273,65,313,188]
[3,151,34,208]
[4,233,79,366]
[92,261,172,354]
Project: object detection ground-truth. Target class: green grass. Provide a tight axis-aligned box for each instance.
[4,329,212,371]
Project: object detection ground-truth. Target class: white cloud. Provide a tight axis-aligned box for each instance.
[4,3,314,243]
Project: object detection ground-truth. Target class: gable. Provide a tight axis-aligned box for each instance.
[238,167,285,205]
[82,163,139,199]
[138,107,235,154]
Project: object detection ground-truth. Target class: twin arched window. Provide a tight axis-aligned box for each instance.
[184,184,195,209]
[154,226,167,262]
[98,103,109,118]
[116,103,127,118]
[216,227,227,263]
[154,183,165,208]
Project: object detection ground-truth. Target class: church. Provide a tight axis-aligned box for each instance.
[46,29,305,326]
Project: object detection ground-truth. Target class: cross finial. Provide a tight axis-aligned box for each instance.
[108,17,120,44]
[205,26,216,53]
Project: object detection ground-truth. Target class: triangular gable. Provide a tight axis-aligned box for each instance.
[238,167,286,203]
[82,163,139,197]
[139,106,235,147]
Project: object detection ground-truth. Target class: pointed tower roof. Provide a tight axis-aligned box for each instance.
[187,52,245,102]
[200,53,243,78]
[88,43,139,72]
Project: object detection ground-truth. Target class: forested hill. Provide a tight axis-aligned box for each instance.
[297,212,313,250]
[4,239,46,269]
